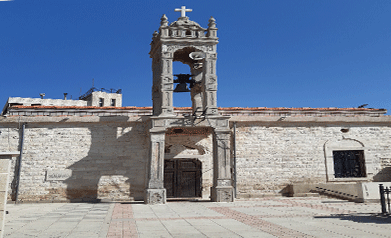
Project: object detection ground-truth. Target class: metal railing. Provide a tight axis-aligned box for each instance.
[379,184,390,214]
[79,87,122,100]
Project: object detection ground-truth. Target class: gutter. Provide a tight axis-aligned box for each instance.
[233,122,237,198]
[14,123,26,204]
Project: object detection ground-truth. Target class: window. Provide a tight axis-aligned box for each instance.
[324,138,372,181]
[333,150,366,178]
[99,98,104,107]
[111,99,116,107]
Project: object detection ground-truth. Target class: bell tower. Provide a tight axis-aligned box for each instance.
[149,6,219,116]
[145,7,233,205]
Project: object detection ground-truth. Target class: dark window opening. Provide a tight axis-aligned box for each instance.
[186,30,192,36]
[99,98,104,107]
[9,103,23,107]
[333,150,366,178]
[111,99,116,107]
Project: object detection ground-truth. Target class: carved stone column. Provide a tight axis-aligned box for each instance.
[211,129,234,202]
[145,126,166,204]
[203,54,218,116]
[159,56,174,116]
[152,53,174,117]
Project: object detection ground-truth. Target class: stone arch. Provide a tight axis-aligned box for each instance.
[164,127,212,157]
[173,46,202,66]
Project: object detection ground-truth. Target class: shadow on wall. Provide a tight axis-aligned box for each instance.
[63,116,149,202]
[373,167,391,182]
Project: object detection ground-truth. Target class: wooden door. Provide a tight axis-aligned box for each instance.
[164,159,201,198]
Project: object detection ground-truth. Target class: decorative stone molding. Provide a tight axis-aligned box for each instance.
[324,138,373,182]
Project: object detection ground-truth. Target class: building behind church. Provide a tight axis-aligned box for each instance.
[0,8,390,204]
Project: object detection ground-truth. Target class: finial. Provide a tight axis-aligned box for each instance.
[160,14,168,27]
[208,16,216,28]
[152,31,158,38]
[174,6,192,18]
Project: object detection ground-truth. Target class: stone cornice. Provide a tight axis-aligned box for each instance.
[1,115,390,125]
[230,115,391,124]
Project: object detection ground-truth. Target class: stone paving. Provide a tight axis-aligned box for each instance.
[3,197,391,238]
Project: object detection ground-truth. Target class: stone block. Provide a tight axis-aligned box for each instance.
[211,186,234,202]
[145,188,166,204]
[0,174,8,192]
[0,160,10,173]
[0,192,5,210]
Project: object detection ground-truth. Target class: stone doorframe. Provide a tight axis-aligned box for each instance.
[144,115,234,204]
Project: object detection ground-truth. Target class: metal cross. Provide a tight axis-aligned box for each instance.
[175,6,192,18]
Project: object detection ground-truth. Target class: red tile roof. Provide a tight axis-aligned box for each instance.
[8,105,385,111]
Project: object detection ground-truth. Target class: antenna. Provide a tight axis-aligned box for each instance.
[39,93,45,99]
[92,78,94,88]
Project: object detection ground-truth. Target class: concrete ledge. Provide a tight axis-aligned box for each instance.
[0,152,19,156]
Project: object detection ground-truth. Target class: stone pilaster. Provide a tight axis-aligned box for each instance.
[151,53,174,117]
[203,54,218,116]
[0,152,19,238]
[145,128,166,204]
[160,56,174,116]
[211,129,234,202]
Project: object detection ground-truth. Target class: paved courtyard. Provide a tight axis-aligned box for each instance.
[3,197,391,238]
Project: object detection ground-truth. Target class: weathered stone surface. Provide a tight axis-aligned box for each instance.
[0,122,148,202]
[0,118,390,202]
[211,186,234,202]
[0,192,5,210]
[234,123,391,197]
[0,160,10,173]
[145,188,166,204]
[46,170,72,181]
[0,174,7,192]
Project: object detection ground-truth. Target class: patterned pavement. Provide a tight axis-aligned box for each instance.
[4,197,391,238]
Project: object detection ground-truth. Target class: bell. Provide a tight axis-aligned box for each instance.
[174,82,190,92]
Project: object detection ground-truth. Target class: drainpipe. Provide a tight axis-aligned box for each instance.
[233,122,237,198]
[15,123,26,204]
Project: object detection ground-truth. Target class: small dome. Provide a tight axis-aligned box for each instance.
[169,17,205,30]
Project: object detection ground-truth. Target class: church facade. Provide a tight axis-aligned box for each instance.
[1,8,390,204]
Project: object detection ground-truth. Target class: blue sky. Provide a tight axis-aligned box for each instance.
[1,0,390,113]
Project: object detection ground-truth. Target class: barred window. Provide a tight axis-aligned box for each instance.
[333,150,366,178]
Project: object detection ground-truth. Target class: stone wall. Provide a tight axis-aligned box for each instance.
[1,116,390,202]
[0,120,148,202]
[234,122,391,198]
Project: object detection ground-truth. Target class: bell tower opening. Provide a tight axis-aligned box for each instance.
[173,61,191,107]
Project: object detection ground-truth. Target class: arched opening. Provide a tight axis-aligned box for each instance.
[172,47,200,108]
[173,61,191,107]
